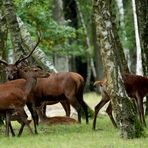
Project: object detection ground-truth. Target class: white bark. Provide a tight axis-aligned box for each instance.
[17,17,57,73]
[52,0,69,72]
[132,0,143,75]
[76,0,96,78]
[116,0,131,71]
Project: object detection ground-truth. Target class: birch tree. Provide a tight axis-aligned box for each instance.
[3,0,24,60]
[136,0,148,115]
[52,0,69,72]
[93,0,142,138]
[132,0,143,75]
[2,0,57,72]
[115,0,131,71]
[0,4,7,83]
[76,0,96,91]
[17,17,57,73]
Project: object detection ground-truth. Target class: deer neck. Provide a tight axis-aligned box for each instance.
[18,70,37,95]
[24,77,37,95]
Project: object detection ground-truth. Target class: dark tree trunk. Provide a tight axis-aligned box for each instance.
[0,11,7,83]
[136,0,148,115]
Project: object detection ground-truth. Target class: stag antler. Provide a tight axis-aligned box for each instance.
[0,59,8,66]
[15,31,41,66]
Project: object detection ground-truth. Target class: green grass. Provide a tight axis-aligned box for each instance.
[0,92,148,148]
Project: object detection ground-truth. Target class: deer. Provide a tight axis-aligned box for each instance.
[93,74,148,130]
[1,57,89,124]
[0,40,70,128]
[0,38,40,135]
[0,66,49,136]
[42,116,78,125]
[32,72,89,124]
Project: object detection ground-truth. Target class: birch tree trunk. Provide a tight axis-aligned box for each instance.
[0,3,7,124]
[93,0,142,138]
[132,0,143,75]
[0,6,7,83]
[115,0,131,71]
[92,20,104,89]
[76,0,96,91]
[52,0,69,72]
[136,0,148,115]
[3,0,24,60]
[136,0,148,75]
[3,0,57,72]
[17,17,57,73]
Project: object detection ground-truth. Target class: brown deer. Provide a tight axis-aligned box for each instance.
[42,116,78,125]
[92,80,117,130]
[0,33,41,134]
[33,72,88,124]
[93,74,148,130]
[1,62,89,124]
[0,66,49,136]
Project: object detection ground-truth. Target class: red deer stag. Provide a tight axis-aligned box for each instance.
[0,33,41,134]
[0,66,49,136]
[93,74,148,130]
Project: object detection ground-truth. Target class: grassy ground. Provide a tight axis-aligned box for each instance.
[0,92,148,148]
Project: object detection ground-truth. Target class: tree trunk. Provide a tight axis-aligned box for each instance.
[3,0,24,60]
[52,0,69,72]
[76,0,96,91]
[115,0,131,72]
[0,7,7,83]
[93,0,143,138]
[0,5,7,124]
[136,0,148,115]
[17,17,57,73]
[3,0,57,72]
[132,0,143,75]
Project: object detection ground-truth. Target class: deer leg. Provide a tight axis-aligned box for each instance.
[9,122,15,137]
[92,98,109,130]
[17,108,33,136]
[27,103,38,134]
[69,97,82,123]
[5,111,11,137]
[106,102,117,128]
[136,95,146,126]
[78,98,88,124]
[36,106,46,122]
[42,105,47,118]
[17,123,25,137]
[137,97,146,126]
[61,100,71,117]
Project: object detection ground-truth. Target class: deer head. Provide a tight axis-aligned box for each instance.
[0,33,41,80]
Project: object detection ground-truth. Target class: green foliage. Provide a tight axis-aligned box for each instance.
[113,0,135,52]
[14,0,90,61]
[123,0,135,51]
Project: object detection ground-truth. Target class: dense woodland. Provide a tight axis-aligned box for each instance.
[0,0,148,139]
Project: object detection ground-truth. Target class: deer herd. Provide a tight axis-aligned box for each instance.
[0,38,148,137]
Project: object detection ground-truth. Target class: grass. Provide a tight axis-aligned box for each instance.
[0,92,148,148]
